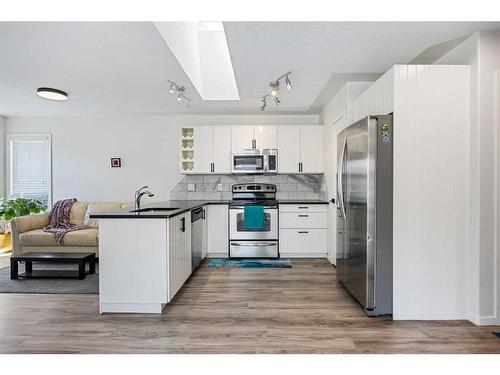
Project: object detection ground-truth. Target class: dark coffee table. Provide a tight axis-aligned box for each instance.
[10,252,96,280]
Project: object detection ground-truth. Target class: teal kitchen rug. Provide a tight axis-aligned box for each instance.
[208,259,292,268]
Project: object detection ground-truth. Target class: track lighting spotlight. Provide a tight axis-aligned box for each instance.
[260,97,267,111]
[270,81,279,97]
[168,80,192,108]
[259,71,292,111]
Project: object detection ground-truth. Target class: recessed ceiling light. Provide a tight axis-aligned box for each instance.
[36,87,68,101]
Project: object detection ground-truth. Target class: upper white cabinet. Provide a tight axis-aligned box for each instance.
[277,126,323,173]
[300,126,323,173]
[180,127,232,174]
[254,126,277,149]
[231,126,255,150]
[191,126,212,174]
[181,125,324,175]
[231,126,277,150]
[277,126,301,173]
[212,126,232,173]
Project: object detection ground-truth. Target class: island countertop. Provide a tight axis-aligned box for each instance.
[90,199,329,219]
[89,200,229,219]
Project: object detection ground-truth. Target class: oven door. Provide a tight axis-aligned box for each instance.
[232,154,264,174]
[229,207,278,240]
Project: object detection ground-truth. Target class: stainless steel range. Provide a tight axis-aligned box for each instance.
[229,183,279,258]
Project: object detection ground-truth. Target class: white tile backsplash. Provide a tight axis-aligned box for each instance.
[171,174,325,201]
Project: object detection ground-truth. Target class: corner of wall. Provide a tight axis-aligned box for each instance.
[0,116,5,199]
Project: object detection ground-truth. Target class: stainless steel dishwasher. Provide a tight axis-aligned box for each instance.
[191,207,205,270]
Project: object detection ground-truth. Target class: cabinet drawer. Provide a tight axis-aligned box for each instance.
[279,212,327,229]
[279,229,327,254]
[279,204,328,213]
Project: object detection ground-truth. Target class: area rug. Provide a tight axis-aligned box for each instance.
[0,262,98,294]
[208,258,292,268]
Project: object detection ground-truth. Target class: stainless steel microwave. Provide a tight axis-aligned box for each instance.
[231,149,278,174]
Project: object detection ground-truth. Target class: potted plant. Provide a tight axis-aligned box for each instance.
[0,198,47,237]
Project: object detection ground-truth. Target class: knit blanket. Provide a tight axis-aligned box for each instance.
[43,198,87,245]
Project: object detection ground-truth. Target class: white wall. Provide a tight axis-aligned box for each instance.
[0,116,5,198]
[4,114,318,203]
[435,30,500,325]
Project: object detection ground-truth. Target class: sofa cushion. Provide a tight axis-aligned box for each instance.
[69,202,88,225]
[14,213,50,234]
[84,202,122,228]
[19,228,99,247]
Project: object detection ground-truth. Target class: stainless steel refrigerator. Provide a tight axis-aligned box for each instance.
[336,114,393,316]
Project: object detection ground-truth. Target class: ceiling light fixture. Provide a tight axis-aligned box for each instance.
[168,80,192,108]
[36,87,68,101]
[259,71,292,111]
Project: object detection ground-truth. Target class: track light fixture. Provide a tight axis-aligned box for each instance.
[168,80,192,108]
[259,71,292,111]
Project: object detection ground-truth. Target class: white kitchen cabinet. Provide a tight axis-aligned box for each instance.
[279,229,327,256]
[191,126,212,173]
[231,126,255,150]
[206,204,229,257]
[277,126,301,173]
[181,126,232,174]
[300,126,324,173]
[168,212,192,300]
[279,204,328,258]
[212,126,232,173]
[276,126,324,173]
[231,126,277,150]
[254,126,277,149]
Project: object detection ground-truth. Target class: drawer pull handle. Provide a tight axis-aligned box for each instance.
[298,231,309,234]
[298,214,309,217]
[298,206,309,209]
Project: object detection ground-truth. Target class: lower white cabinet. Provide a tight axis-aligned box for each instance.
[168,212,192,300]
[279,229,327,256]
[279,204,328,258]
[206,204,229,257]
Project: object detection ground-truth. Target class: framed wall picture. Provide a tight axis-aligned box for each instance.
[111,158,121,168]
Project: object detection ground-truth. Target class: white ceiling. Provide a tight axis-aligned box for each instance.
[0,21,499,116]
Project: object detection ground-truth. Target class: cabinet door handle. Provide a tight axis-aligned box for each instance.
[180,217,185,232]
[298,214,309,217]
[298,231,309,234]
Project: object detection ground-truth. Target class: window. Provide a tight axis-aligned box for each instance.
[7,134,52,207]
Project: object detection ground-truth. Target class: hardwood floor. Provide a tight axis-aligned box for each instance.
[0,259,499,354]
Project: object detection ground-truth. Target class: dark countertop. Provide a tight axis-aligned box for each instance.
[89,200,229,219]
[278,199,329,204]
[90,199,329,219]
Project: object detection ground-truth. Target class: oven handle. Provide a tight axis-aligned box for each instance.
[230,206,277,209]
[231,242,277,247]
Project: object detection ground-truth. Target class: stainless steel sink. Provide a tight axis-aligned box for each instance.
[130,207,179,213]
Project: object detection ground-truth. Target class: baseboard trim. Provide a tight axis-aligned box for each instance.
[205,253,228,259]
[100,303,166,314]
[280,253,327,259]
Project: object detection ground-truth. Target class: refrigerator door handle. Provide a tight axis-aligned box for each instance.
[338,138,347,221]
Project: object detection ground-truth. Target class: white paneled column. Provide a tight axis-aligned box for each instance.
[392,65,470,320]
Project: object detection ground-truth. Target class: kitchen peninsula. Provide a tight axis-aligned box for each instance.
[91,197,328,314]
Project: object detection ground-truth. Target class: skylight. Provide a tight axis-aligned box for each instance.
[154,21,240,101]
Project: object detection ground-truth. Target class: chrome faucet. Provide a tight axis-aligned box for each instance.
[135,186,155,210]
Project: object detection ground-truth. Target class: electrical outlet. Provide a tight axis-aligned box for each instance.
[187,183,195,192]
[217,183,223,191]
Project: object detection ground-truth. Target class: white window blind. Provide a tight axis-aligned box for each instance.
[8,134,51,206]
